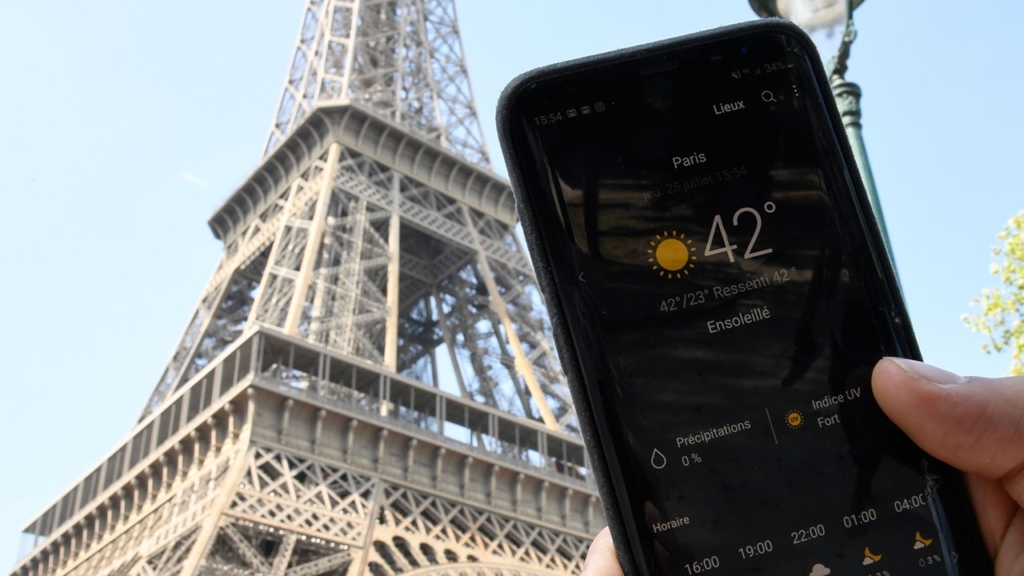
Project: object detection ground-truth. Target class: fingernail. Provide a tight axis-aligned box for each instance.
[889,358,966,387]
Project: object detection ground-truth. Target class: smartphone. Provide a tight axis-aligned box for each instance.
[497,20,990,576]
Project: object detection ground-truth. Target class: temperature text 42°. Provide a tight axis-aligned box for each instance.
[661,289,709,312]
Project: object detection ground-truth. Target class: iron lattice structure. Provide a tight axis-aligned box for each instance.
[265,0,491,167]
[12,2,602,575]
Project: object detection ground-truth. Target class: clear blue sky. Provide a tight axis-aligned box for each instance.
[1,0,1022,568]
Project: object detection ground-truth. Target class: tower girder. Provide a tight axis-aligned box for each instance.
[15,2,599,575]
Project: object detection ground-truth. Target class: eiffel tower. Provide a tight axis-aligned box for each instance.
[11,1,604,574]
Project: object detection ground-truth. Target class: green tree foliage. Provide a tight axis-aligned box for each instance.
[964,211,1024,376]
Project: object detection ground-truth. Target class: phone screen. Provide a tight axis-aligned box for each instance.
[502,26,986,576]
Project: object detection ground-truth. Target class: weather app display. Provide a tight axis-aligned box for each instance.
[564,158,944,573]
[508,28,982,576]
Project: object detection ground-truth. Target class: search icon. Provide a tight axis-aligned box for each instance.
[761,90,777,103]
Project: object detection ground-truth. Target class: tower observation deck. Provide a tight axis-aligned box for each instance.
[11,1,604,575]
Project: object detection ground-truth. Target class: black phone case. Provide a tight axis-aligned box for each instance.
[496,19,987,576]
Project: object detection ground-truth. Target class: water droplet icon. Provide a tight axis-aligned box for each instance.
[651,449,667,469]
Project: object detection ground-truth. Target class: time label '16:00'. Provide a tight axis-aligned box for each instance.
[682,555,720,575]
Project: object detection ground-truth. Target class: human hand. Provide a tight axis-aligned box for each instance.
[580,357,1024,575]
[873,357,1024,575]
[582,525,622,576]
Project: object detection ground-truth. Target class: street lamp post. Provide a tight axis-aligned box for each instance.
[748,0,894,264]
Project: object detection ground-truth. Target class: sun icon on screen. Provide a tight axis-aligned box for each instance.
[648,231,697,279]
[786,410,804,429]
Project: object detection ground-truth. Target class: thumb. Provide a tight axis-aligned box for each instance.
[582,527,624,576]
[874,358,1024,573]
[872,358,1024,482]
